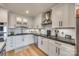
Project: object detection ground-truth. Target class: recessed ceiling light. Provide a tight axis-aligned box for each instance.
[26,10,29,14]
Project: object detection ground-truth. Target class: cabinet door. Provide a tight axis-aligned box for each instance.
[48,40,57,56]
[60,48,74,56]
[52,4,63,28]
[8,13,16,28]
[34,35,38,45]
[2,9,8,22]
[15,36,23,48]
[16,16,22,27]
[6,37,15,51]
[23,35,34,46]
[68,4,76,27]
[38,36,44,50]
[59,42,75,56]
[42,38,49,54]
[0,8,8,22]
[60,4,75,27]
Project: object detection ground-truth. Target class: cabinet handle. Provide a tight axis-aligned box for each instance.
[58,48,60,55]
[60,21,63,26]
[59,21,60,26]
[56,47,57,53]
[41,40,43,45]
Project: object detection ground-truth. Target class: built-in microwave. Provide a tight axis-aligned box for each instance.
[0,26,3,31]
[0,23,4,36]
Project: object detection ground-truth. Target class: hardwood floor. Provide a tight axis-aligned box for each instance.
[6,44,47,56]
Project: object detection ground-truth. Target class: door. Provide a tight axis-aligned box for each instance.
[8,13,16,28]
[23,35,34,46]
[59,43,75,56]
[38,36,44,50]
[42,38,49,54]
[0,8,8,22]
[15,35,23,48]
[48,40,57,56]
[34,35,38,46]
[60,48,73,56]
[52,4,63,28]
[6,36,15,51]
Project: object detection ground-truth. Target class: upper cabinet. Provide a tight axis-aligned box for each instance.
[52,4,75,28]
[16,16,22,27]
[0,8,8,22]
[8,13,16,28]
[22,18,28,27]
[8,13,28,28]
[16,16,28,28]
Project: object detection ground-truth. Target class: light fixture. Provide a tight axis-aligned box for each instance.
[26,10,29,14]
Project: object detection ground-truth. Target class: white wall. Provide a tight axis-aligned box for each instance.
[33,14,42,28]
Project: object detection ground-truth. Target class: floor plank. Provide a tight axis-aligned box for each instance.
[6,44,47,56]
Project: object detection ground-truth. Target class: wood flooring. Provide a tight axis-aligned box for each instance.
[6,44,47,56]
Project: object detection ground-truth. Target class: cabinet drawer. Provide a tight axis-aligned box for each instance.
[49,39,56,45]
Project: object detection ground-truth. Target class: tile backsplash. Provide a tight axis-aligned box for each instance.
[52,29,76,39]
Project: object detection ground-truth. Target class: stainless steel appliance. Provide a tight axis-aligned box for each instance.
[47,30,51,36]
[65,35,72,39]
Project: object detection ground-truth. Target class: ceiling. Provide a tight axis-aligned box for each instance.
[1,3,55,17]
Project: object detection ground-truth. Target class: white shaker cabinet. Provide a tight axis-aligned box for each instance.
[8,13,16,28]
[38,36,49,54]
[6,36,15,51]
[52,3,75,28]
[59,42,75,56]
[16,16,22,27]
[48,39,75,56]
[38,36,44,51]
[52,4,64,28]
[14,35,23,49]
[62,4,75,27]
[48,40,58,56]
[0,8,8,22]
[6,36,23,51]
[23,35,34,46]
[42,38,49,54]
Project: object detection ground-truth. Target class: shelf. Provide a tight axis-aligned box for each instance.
[42,22,52,25]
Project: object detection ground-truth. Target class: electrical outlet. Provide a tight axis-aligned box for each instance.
[61,32,64,35]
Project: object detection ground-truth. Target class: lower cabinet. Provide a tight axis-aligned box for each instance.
[15,35,23,48]
[48,40,58,56]
[59,43,75,56]
[23,35,34,46]
[6,34,34,51]
[38,36,75,56]
[48,40,75,56]
[6,36,16,51]
[38,36,49,54]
